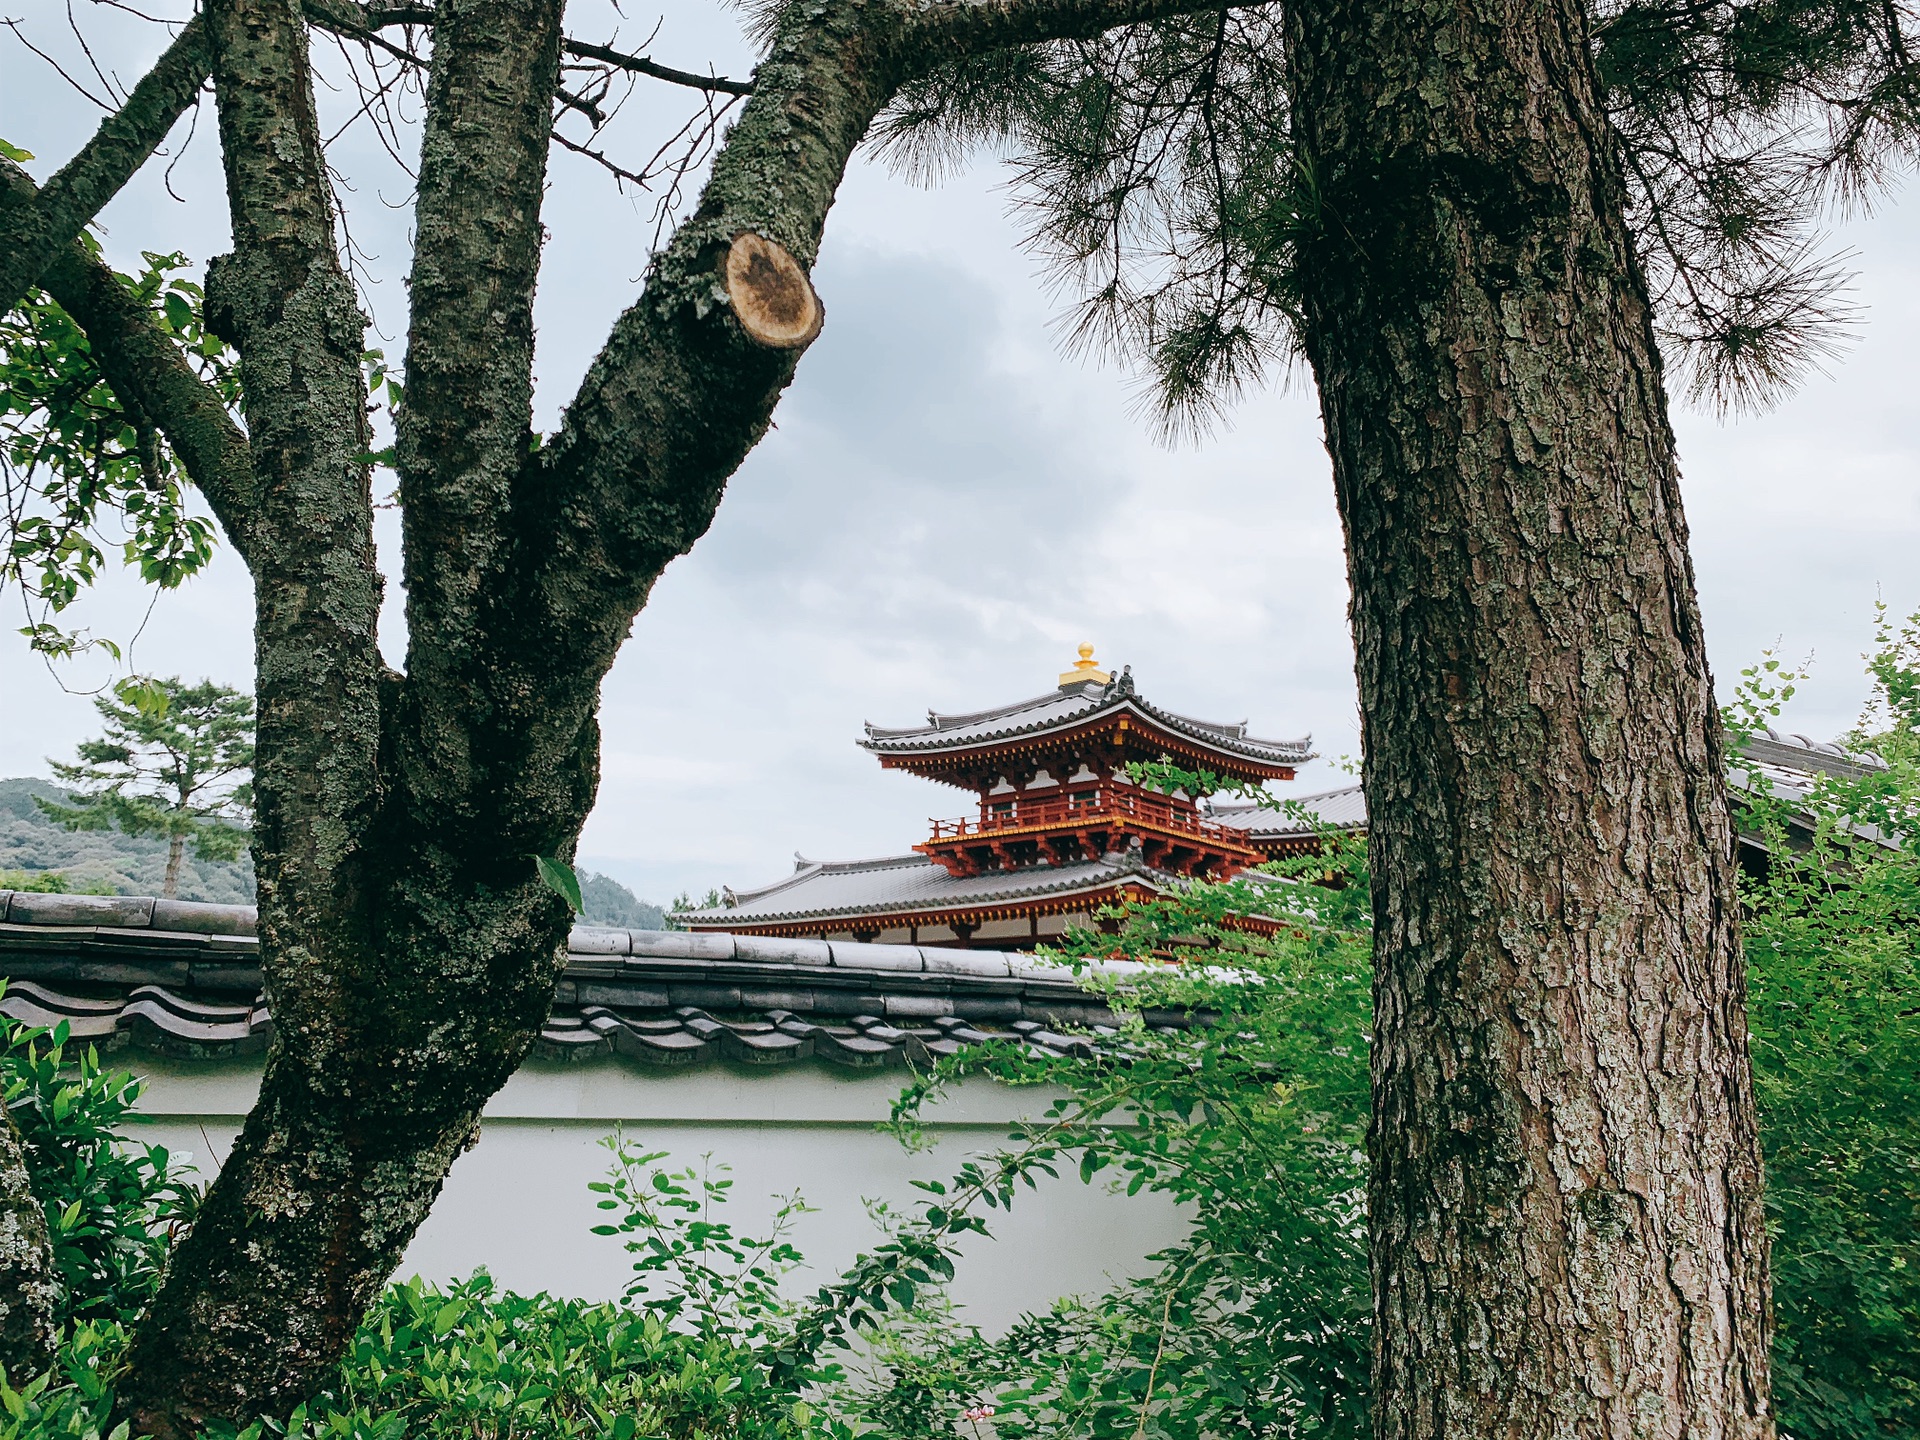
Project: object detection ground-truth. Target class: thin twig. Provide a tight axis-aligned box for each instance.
[562,37,753,96]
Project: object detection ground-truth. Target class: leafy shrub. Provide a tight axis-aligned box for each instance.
[1728,613,1920,1440]
[0,1322,128,1440]
[304,1274,830,1440]
[592,1137,810,1348]
[0,1283,843,1440]
[816,829,1374,1440]
[0,1124,844,1438]
[0,872,114,896]
[1,1017,197,1330]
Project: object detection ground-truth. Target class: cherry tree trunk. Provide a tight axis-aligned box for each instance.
[0,1101,57,1380]
[1280,0,1774,1434]
[93,0,1235,1427]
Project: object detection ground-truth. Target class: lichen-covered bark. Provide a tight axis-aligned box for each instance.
[117,0,388,1427]
[1280,0,1774,1434]
[389,0,589,917]
[0,1100,57,1381]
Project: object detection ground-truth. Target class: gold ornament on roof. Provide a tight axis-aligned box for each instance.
[1058,643,1111,688]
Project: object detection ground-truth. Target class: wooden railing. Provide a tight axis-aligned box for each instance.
[927,789,1238,843]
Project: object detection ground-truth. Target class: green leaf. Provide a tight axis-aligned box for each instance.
[532,854,582,912]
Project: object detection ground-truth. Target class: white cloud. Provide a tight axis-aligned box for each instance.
[3,5,1914,905]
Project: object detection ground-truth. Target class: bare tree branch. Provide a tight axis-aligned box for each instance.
[560,37,753,96]
[0,13,210,314]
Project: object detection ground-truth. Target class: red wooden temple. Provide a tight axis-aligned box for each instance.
[674,648,1361,949]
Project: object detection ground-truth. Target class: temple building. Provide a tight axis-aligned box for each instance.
[673,647,1358,948]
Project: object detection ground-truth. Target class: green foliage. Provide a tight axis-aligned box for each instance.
[0,1322,129,1440]
[0,1015,198,1331]
[532,855,585,913]
[0,1281,849,1440]
[667,889,726,927]
[819,826,1373,1439]
[0,872,114,897]
[1726,608,1920,1440]
[0,243,236,660]
[297,1274,835,1440]
[591,1138,810,1347]
[0,1141,848,1438]
[38,677,253,898]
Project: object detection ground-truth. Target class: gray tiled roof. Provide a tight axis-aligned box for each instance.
[1727,732,1897,849]
[676,852,1180,926]
[1736,728,1887,781]
[1201,731,1890,843]
[861,678,1312,767]
[1208,785,1368,839]
[0,892,1173,1070]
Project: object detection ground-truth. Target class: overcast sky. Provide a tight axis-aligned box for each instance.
[4,2,1915,903]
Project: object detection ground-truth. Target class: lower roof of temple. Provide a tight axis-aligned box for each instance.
[671,851,1185,934]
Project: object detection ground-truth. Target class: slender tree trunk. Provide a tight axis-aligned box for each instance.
[117,0,400,1426]
[1279,1,1774,1436]
[0,1100,57,1381]
[162,832,184,898]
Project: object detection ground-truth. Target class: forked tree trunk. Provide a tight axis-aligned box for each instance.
[105,0,1226,1429]
[115,0,566,1427]
[1280,0,1774,1435]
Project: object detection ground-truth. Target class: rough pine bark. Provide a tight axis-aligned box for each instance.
[1279,0,1774,1435]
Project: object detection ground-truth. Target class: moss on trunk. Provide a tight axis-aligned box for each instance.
[0,1100,57,1381]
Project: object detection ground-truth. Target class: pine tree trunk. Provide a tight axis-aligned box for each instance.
[1279,0,1774,1435]
[162,832,184,899]
[0,1100,57,1381]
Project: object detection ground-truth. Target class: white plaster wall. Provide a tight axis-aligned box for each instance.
[124,1058,1185,1333]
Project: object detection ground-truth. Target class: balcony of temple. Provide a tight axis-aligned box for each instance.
[915,782,1265,880]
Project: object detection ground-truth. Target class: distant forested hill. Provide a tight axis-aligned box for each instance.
[2,776,665,926]
[0,776,255,902]
[578,871,666,930]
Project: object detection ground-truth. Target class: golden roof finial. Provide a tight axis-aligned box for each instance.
[1058,642,1111,688]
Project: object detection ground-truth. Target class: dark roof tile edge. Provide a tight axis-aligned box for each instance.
[0,899,1112,984]
[0,980,1137,1073]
